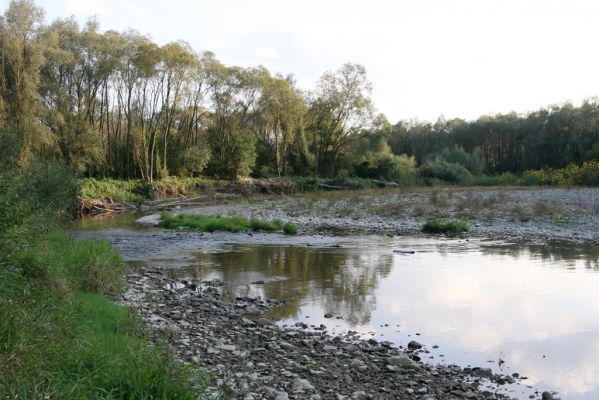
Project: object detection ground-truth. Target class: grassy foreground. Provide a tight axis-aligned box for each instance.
[0,164,204,399]
[0,231,204,399]
[160,212,298,234]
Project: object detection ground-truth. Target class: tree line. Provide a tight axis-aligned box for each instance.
[390,103,599,175]
[1,0,598,183]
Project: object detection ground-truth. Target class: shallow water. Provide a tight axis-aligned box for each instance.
[77,216,599,399]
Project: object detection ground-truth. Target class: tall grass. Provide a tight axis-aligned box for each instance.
[1,165,204,398]
[160,212,297,234]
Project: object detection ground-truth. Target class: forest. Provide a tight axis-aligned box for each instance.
[1,0,598,185]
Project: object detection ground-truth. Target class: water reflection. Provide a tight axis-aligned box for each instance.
[481,240,599,270]
[172,240,599,399]
[174,246,394,325]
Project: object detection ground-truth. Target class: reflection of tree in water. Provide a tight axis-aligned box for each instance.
[186,245,394,325]
[317,252,394,325]
[481,241,599,269]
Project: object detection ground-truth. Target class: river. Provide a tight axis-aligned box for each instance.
[77,214,599,399]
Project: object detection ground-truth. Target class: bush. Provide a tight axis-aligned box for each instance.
[176,145,212,177]
[418,158,473,184]
[283,223,298,235]
[437,146,484,176]
[466,172,519,186]
[0,162,79,257]
[422,219,469,233]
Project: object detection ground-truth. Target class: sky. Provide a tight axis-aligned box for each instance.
[3,0,599,122]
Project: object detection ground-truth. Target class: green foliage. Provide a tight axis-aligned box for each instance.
[422,219,469,234]
[0,162,203,398]
[418,158,473,184]
[0,161,79,256]
[176,145,212,177]
[437,146,484,176]
[160,212,295,234]
[517,162,599,186]
[80,178,147,202]
[283,223,298,235]
[81,176,227,202]
[14,231,125,295]
[353,153,417,184]
[585,143,599,161]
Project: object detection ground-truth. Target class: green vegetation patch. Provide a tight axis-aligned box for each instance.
[1,165,205,398]
[283,223,299,235]
[160,212,298,234]
[0,231,204,399]
[422,219,469,234]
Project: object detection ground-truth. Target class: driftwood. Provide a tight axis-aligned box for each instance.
[372,179,400,187]
[77,197,136,214]
[318,183,346,190]
[393,249,416,254]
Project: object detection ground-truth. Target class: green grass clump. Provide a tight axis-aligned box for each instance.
[161,212,250,232]
[422,219,469,234]
[283,223,298,235]
[160,212,296,234]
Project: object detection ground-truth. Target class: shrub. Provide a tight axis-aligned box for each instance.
[437,146,484,176]
[422,219,469,233]
[418,158,472,184]
[283,223,298,235]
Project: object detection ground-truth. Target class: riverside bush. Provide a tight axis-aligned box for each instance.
[422,219,469,233]
[418,158,473,184]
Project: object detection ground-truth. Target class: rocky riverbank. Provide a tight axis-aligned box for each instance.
[137,187,599,244]
[122,268,556,400]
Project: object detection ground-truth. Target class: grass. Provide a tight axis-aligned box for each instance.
[283,223,298,235]
[0,230,204,399]
[422,219,469,234]
[160,212,298,234]
[80,176,227,202]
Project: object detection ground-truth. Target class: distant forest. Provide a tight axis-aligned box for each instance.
[1,0,598,182]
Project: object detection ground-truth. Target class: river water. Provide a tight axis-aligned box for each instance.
[77,215,599,399]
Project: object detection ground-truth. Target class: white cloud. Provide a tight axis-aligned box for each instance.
[256,47,280,60]
[64,0,111,18]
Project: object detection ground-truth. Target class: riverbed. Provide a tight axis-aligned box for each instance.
[77,212,599,399]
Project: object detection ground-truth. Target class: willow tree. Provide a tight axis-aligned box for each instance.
[307,63,375,177]
[205,60,264,179]
[0,0,46,164]
[255,74,306,176]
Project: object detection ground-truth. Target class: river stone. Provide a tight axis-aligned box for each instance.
[542,392,553,400]
[387,354,414,368]
[217,344,236,351]
[350,358,367,370]
[292,378,315,391]
[256,318,273,326]
[473,367,493,378]
[407,340,422,350]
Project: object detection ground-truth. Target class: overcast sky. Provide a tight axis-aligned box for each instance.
[4,0,599,122]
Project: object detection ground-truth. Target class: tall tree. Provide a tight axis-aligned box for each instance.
[307,63,375,177]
